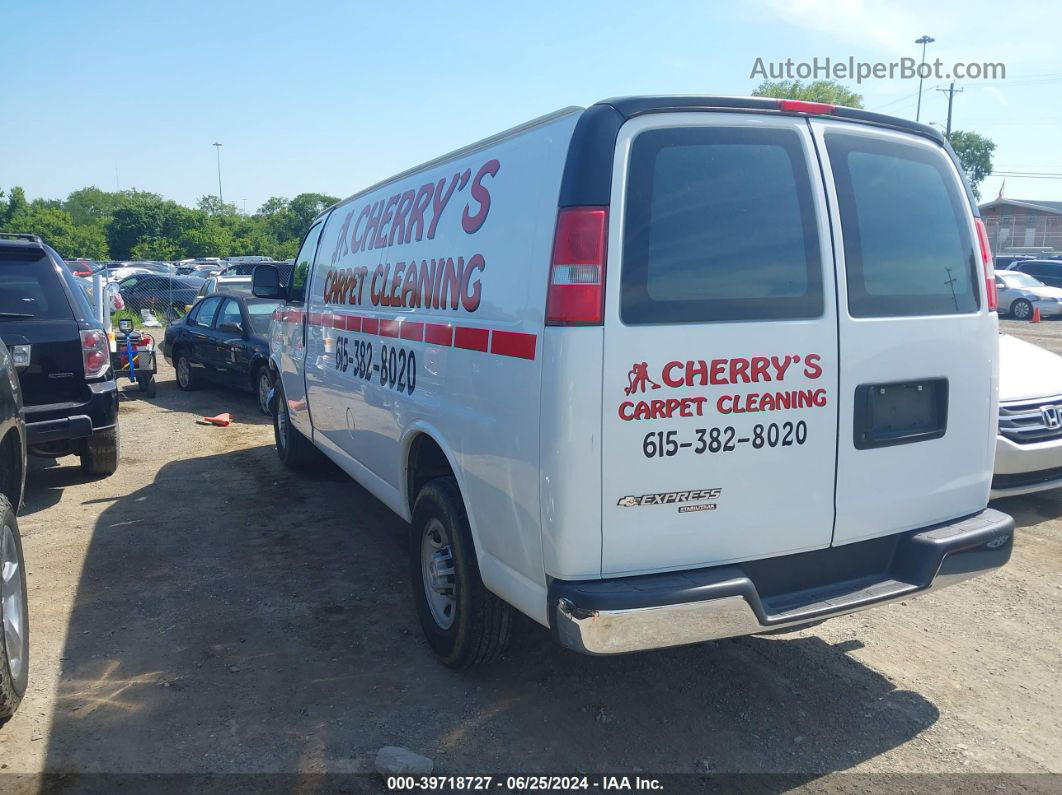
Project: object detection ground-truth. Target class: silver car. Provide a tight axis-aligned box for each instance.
[995,270,1062,320]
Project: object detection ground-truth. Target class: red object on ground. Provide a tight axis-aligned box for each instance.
[197,413,232,427]
[1032,306,1042,323]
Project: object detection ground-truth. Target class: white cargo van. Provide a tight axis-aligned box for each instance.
[253,96,1013,667]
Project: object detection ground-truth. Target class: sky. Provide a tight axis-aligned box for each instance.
[2,0,1060,212]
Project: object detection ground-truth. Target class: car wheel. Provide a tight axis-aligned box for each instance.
[0,495,29,721]
[80,426,120,477]
[175,352,198,391]
[410,477,513,668]
[273,381,318,469]
[255,367,272,416]
[1012,299,1033,320]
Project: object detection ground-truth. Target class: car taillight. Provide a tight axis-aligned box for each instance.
[81,329,110,378]
[974,218,997,312]
[546,207,608,326]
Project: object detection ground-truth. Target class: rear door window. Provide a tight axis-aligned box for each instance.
[190,296,223,327]
[217,299,243,331]
[621,126,823,324]
[0,249,74,320]
[826,132,979,317]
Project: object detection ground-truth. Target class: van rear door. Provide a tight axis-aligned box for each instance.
[811,120,995,544]
[600,112,839,577]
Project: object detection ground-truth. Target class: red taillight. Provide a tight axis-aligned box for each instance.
[81,329,110,378]
[778,99,835,115]
[546,207,608,326]
[974,218,997,312]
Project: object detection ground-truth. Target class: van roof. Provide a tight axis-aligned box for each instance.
[314,96,950,223]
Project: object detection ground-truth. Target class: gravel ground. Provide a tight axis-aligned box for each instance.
[0,326,1060,788]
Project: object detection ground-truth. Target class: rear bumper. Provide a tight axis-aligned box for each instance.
[25,380,118,445]
[549,508,1013,655]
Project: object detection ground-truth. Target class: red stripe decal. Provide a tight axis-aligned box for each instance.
[400,321,424,342]
[346,315,363,333]
[379,318,399,337]
[490,331,537,361]
[424,323,453,346]
[362,317,379,335]
[454,326,489,352]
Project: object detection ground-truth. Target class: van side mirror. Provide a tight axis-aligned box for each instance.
[252,264,283,299]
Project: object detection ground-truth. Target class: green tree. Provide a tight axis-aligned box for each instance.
[751,79,864,109]
[2,199,108,258]
[196,195,239,217]
[948,130,996,200]
[130,236,181,260]
[64,186,123,226]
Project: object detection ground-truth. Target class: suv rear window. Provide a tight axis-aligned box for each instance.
[621,126,823,325]
[0,249,74,320]
[826,132,979,317]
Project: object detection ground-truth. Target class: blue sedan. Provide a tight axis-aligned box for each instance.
[161,292,281,414]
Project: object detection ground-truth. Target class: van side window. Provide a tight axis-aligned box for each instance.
[826,133,979,317]
[621,126,823,325]
[289,222,324,303]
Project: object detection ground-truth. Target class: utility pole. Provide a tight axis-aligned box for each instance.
[213,142,224,206]
[936,82,964,138]
[914,34,935,122]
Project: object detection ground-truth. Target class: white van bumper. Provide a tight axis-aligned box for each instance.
[549,508,1013,655]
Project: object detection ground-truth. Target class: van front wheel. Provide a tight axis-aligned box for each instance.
[272,382,318,469]
[410,477,512,667]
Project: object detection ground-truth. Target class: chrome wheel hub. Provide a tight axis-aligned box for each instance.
[1,521,25,683]
[177,357,190,387]
[421,518,456,629]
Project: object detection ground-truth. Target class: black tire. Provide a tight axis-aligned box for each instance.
[139,375,157,398]
[0,495,29,721]
[1011,298,1033,320]
[80,426,120,476]
[254,365,272,416]
[409,477,512,668]
[174,351,199,391]
[273,381,319,469]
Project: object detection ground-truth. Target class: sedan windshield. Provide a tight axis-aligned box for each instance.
[1001,271,1045,289]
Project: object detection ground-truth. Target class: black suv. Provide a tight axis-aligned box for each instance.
[0,234,119,475]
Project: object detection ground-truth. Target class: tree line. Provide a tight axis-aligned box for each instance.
[0,186,339,261]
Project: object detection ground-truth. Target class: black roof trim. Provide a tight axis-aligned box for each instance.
[557,96,950,209]
[602,96,945,144]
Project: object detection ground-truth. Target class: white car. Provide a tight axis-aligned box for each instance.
[993,333,1062,497]
[254,96,1013,665]
[995,270,1062,320]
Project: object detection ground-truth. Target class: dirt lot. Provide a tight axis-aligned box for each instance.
[0,322,1060,788]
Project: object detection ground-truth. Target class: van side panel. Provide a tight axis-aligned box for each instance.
[302,113,580,623]
[539,327,605,580]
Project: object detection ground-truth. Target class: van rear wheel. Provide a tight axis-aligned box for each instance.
[410,477,512,667]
